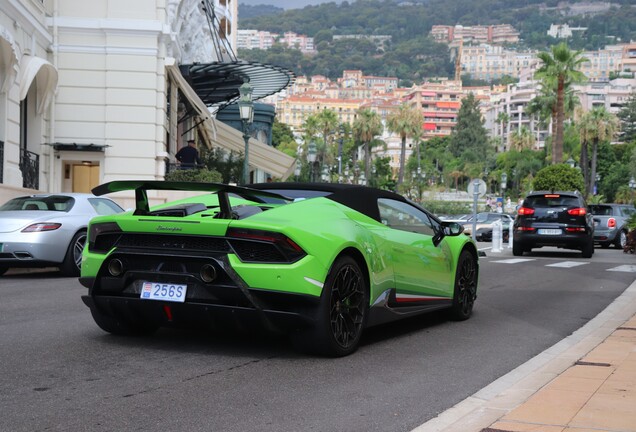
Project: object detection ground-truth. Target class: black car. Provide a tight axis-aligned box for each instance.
[512,191,594,258]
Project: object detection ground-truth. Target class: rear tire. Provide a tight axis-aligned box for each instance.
[89,305,158,336]
[449,250,478,321]
[581,238,594,258]
[614,231,627,250]
[60,230,87,276]
[292,255,368,357]
[512,242,524,256]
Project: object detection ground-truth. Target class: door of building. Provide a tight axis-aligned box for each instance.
[72,164,100,193]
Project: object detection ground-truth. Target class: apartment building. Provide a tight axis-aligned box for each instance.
[575,77,636,115]
[461,44,539,81]
[431,24,520,45]
[277,96,364,130]
[237,29,315,53]
[484,80,549,152]
[404,81,463,140]
[580,44,625,81]
[547,24,587,39]
[1,0,294,204]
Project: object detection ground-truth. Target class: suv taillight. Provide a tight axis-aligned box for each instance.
[518,207,535,216]
[567,208,587,216]
[608,218,616,228]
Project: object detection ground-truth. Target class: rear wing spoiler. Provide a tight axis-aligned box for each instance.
[92,181,291,217]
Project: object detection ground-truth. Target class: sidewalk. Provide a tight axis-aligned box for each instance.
[415,278,636,432]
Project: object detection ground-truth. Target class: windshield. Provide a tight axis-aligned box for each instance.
[0,196,75,212]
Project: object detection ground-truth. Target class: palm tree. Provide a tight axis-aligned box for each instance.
[352,108,383,182]
[587,106,619,196]
[509,126,536,151]
[387,103,423,188]
[575,107,593,194]
[496,111,509,151]
[534,42,588,164]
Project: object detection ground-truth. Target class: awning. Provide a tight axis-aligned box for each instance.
[18,55,58,114]
[166,60,296,180]
[0,25,19,92]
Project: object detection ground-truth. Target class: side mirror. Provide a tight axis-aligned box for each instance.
[433,221,464,246]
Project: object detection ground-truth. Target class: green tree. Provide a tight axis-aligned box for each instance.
[271,119,295,149]
[509,126,536,152]
[448,93,490,162]
[534,42,588,164]
[387,103,423,188]
[584,107,619,197]
[617,92,636,143]
[533,163,585,192]
[352,108,383,182]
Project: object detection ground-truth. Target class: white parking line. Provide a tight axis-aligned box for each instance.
[546,261,589,268]
[491,258,535,264]
[607,265,636,273]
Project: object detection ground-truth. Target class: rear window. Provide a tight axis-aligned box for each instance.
[524,195,579,208]
[88,198,123,215]
[589,205,613,216]
[0,196,75,212]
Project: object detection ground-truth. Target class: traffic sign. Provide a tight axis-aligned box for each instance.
[468,178,487,197]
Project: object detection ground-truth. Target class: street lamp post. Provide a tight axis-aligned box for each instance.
[238,82,254,185]
[595,173,601,195]
[294,159,301,182]
[307,140,317,182]
[501,172,508,211]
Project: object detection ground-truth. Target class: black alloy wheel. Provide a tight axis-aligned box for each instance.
[293,255,368,357]
[329,258,366,350]
[60,231,87,276]
[449,250,477,321]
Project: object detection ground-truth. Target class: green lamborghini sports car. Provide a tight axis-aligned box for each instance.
[80,181,479,356]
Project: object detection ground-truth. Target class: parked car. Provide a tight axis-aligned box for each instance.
[475,217,513,242]
[589,203,636,249]
[512,191,594,258]
[462,212,514,238]
[0,193,124,276]
[80,181,479,357]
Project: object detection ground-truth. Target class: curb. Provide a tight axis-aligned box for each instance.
[411,277,636,432]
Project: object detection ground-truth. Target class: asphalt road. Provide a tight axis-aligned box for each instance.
[1,245,635,432]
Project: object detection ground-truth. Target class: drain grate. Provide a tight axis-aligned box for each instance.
[574,360,612,367]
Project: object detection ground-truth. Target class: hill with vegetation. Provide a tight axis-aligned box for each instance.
[237,0,636,83]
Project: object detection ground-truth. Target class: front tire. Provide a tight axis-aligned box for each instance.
[449,250,478,321]
[60,230,87,276]
[293,255,368,357]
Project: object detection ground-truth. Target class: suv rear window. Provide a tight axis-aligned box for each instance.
[523,195,579,208]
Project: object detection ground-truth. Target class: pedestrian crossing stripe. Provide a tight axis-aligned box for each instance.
[546,261,588,268]
[492,258,535,264]
[607,265,636,273]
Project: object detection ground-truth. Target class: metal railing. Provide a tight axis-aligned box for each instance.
[0,141,4,184]
[20,148,39,190]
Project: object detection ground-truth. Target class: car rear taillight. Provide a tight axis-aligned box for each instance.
[565,227,586,232]
[518,207,535,216]
[567,208,587,216]
[226,228,306,263]
[516,226,536,231]
[607,218,616,228]
[21,223,62,232]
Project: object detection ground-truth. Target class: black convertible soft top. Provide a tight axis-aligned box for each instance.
[250,182,410,223]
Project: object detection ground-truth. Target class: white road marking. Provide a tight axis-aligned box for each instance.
[492,258,535,264]
[607,265,636,273]
[546,261,589,268]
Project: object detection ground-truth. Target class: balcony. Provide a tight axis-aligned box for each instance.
[20,149,39,190]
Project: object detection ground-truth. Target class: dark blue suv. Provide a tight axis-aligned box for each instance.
[513,191,595,258]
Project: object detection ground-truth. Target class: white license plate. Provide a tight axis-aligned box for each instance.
[538,229,562,235]
[140,282,187,303]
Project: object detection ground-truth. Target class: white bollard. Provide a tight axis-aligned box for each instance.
[492,220,502,253]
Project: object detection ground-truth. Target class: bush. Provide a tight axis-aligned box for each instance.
[165,168,222,183]
[533,164,585,192]
[420,200,472,216]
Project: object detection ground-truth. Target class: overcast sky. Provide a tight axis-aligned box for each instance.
[241,0,344,9]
